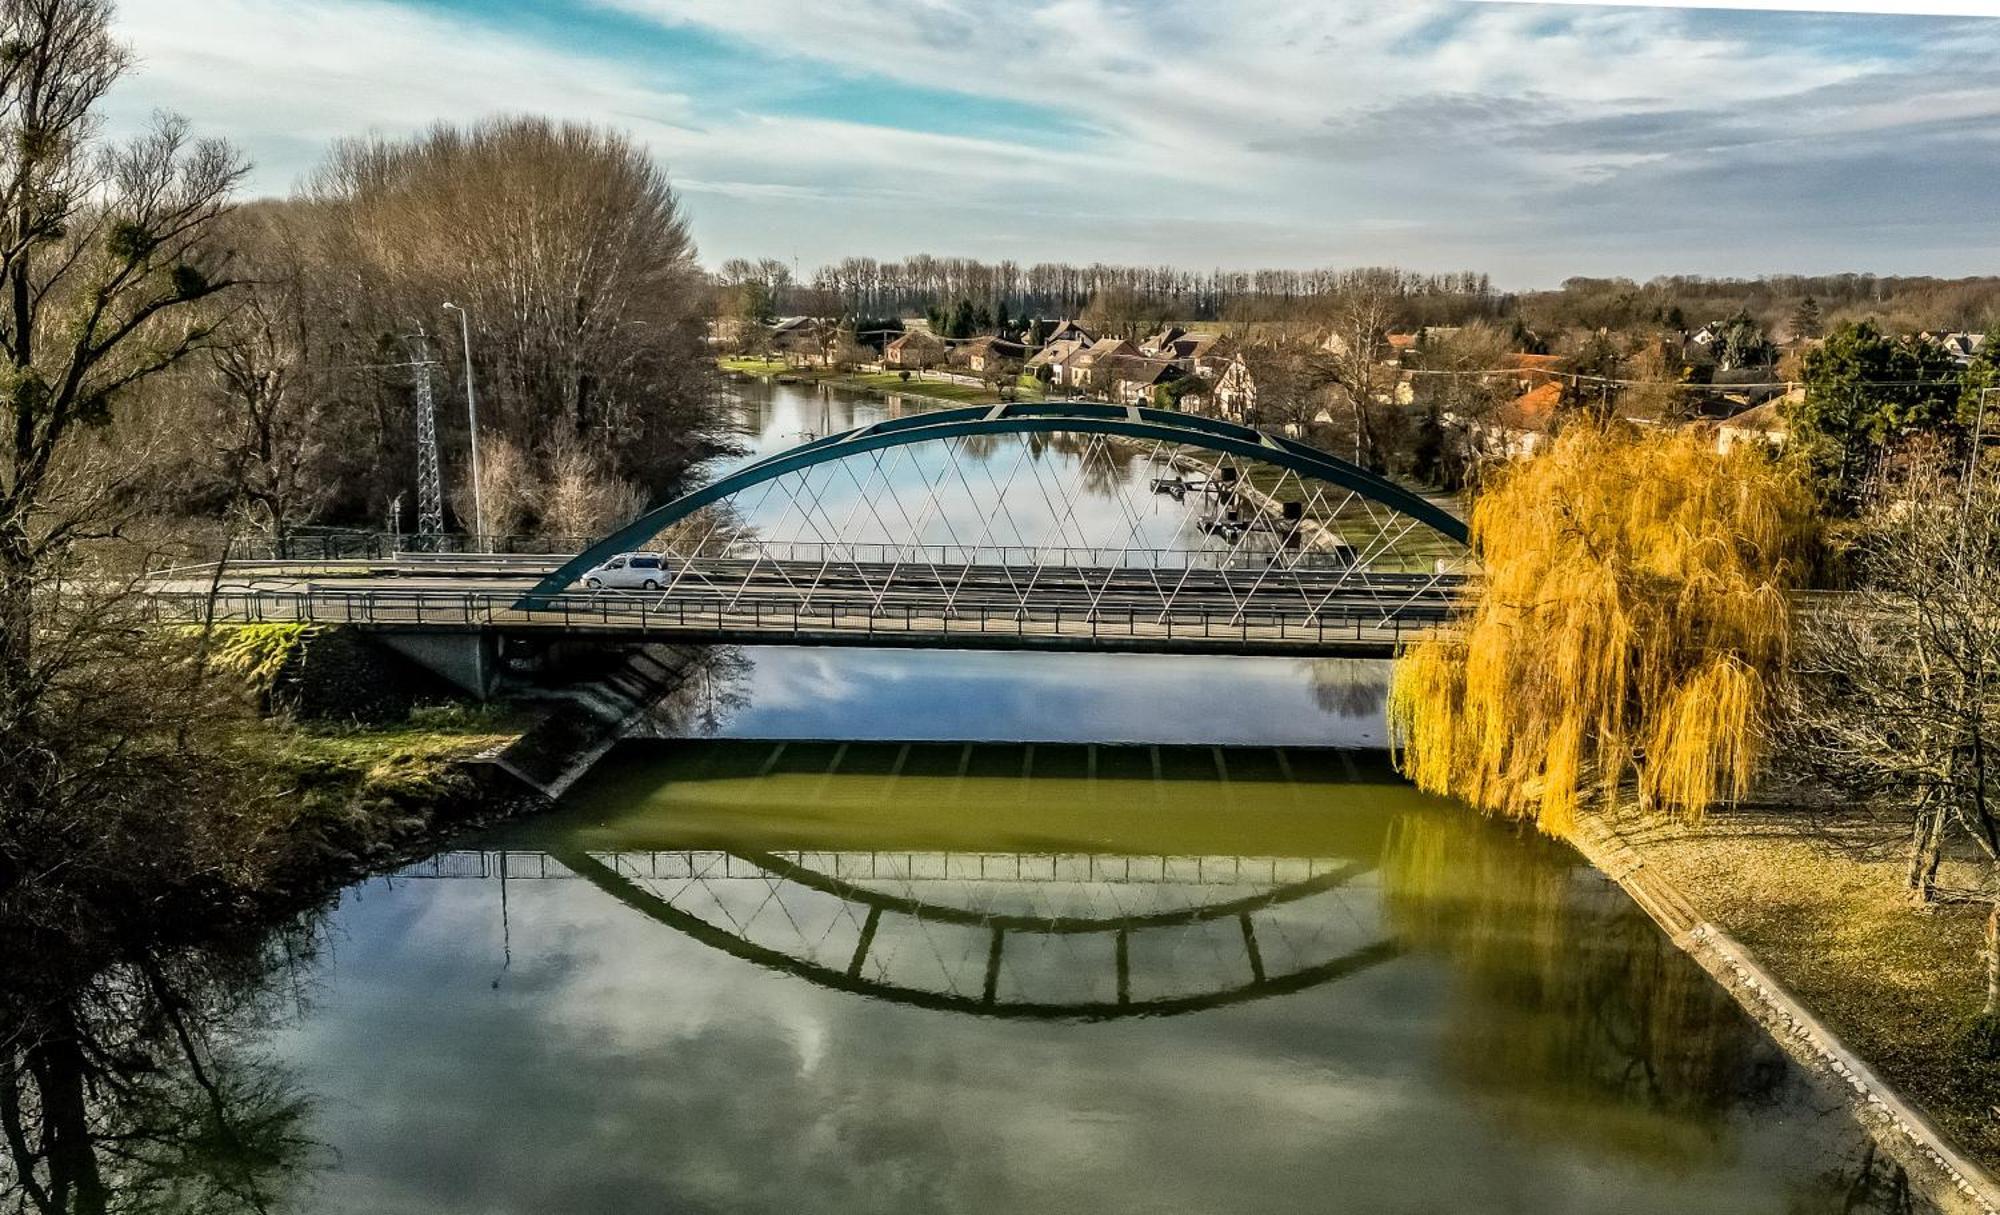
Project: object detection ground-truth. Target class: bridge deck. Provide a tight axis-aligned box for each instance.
[143,558,1461,656]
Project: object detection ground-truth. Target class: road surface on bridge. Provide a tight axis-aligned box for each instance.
[142,555,1465,656]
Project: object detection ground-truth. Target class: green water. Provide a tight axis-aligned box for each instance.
[258,734,1918,1213]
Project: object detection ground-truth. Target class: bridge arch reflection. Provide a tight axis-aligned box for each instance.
[403,846,1401,1020]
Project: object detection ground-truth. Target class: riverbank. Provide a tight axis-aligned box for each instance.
[230,703,542,896]
[719,357,1052,408]
[1575,804,2000,1211]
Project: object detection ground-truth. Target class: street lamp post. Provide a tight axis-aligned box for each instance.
[442,302,485,550]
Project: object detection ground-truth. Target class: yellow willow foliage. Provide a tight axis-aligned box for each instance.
[1389,424,1816,835]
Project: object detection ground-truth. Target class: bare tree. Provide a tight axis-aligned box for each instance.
[1785,438,2000,1015]
[204,209,327,542]
[538,436,644,541]
[302,117,724,511]
[1312,272,1406,471]
[0,0,246,904]
[1409,321,1514,488]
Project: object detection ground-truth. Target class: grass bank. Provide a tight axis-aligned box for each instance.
[229,701,538,880]
[1605,804,1999,1175]
[718,357,1050,407]
[717,356,791,376]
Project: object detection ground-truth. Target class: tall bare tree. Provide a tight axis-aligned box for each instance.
[1785,439,2000,1017]
[0,0,244,877]
[301,117,722,516]
[1312,271,1407,471]
[204,207,327,542]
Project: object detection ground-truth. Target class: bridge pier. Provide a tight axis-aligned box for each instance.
[370,629,502,700]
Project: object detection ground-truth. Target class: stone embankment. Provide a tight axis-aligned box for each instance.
[1572,815,2000,1215]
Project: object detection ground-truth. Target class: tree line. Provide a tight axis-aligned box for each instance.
[714,257,1504,328]
[716,252,2000,341]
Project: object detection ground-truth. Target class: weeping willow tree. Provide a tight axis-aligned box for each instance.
[1389,425,1817,835]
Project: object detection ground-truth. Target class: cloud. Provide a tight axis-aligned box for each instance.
[108,0,699,187]
[102,0,2000,279]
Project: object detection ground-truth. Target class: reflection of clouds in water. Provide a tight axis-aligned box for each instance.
[724,648,1390,746]
[279,834,1896,1215]
[722,383,1226,556]
[739,647,870,711]
[279,876,1444,1215]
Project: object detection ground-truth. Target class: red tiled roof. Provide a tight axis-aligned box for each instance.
[1496,381,1563,431]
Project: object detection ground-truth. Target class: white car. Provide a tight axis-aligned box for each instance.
[579,552,671,591]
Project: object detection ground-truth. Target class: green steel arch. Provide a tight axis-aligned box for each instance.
[517,402,1469,609]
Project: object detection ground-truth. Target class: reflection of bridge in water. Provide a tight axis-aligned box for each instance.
[402,848,1400,1019]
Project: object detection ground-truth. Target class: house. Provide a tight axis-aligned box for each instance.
[1692,367,1786,417]
[1161,332,1235,371]
[954,335,1027,376]
[1937,331,1989,368]
[882,330,946,370]
[1139,325,1188,355]
[1067,338,1142,391]
[1041,319,1096,348]
[1464,380,1563,459]
[769,316,816,359]
[1716,395,1792,454]
[1319,329,1417,365]
[1500,351,1565,378]
[1026,335,1094,385]
[1103,354,1187,406]
[1201,353,1257,422]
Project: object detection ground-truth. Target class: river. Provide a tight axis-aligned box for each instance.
[0,381,1932,1213]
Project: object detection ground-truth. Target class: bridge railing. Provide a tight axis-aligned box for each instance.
[217,534,1464,577]
[691,541,1414,573]
[136,586,1451,647]
[228,531,602,562]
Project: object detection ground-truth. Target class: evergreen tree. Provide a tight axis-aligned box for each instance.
[1795,321,1961,503]
[1790,295,1823,341]
[1715,309,1773,370]
[948,298,977,339]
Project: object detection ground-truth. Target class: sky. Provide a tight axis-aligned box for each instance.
[103,0,2000,287]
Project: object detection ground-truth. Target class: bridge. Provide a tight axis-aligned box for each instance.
[145,404,1472,669]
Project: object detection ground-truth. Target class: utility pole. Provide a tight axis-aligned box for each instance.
[443,302,486,550]
[408,337,444,550]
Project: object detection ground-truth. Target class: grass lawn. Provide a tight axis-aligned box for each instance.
[1231,463,1472,573]
[833,371,1048,405]
[263,702,532,773]
[717,356,793,376]
[714,356,1056,408]
[1612,804,2000,1172]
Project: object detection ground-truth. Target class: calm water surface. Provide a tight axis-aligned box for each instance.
[262,645,1918,1214]
[10,383,1908,1211]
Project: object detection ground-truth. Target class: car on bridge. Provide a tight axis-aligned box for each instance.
[580,552,671,591]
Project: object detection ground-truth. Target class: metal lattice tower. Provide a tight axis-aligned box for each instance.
[412,354,444,543]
